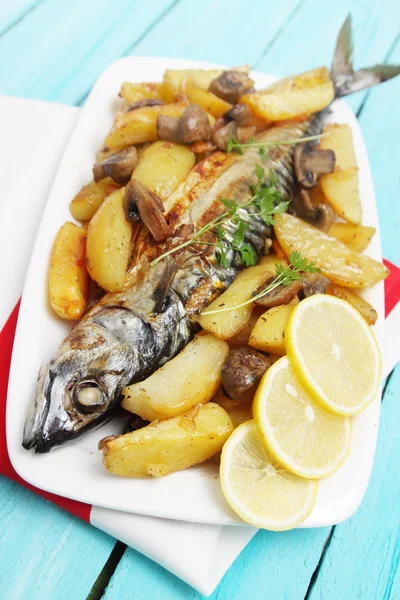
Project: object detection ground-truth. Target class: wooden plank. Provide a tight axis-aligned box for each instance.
[307,364,400,600]
[0,477,115,600]
[357,35,400,265]
[0,0,178,105]
[0,0,43,36]
[254,0,400,114]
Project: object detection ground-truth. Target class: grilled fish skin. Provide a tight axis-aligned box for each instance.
[23,17,400,452]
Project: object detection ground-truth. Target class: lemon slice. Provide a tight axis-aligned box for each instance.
[286,294,382,416]
[253,356,351,478]
[220,421,318,530]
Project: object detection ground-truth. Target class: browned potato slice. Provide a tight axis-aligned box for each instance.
[274,213,389,288]
[249,304,294,355]
[101,403,234,478]
[161,68,223,103]
[119,82,163,105]
[241,81,334,122]
[121,333,229,421]
[197,261,286,339]
[326,284,377,325]
[132,141,195,201]
[105,102,188,148]
[320,124,361,224]
[70,178,120,221]
[86,188,132,292]
[327,223,376,253]
[186,77,232,118]
[260,67,331,94]
[49,222,89,320]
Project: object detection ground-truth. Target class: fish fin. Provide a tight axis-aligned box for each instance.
[331,15,400,97]
[152,257,177,312]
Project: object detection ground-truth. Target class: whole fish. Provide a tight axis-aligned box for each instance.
[23,17,400,452]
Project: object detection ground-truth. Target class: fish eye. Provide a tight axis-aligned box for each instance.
[74,381,107,413]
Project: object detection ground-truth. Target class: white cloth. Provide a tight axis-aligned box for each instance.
[0,95,256,596]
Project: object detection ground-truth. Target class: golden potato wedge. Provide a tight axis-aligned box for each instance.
[105,102,188,148]
[186,77,232,118]
[327,222,376,253]
[86,188,132,292]
[102,403,234,478]
[227,306,266,348]
[241,81,334,122]
[274,213,389,288]
[119,82,163,105]
[249,304,294,355]
[197,260,286,339]
[49,222,89,320]
[326,284,377,325]
[70,178,120,221]
[261,67,331,94]
[122,333,229,421]
[132,141,195,201]
[161,68,222,102]
[320,124,361,224]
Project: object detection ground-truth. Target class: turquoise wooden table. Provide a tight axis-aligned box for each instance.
[1,1,399,598]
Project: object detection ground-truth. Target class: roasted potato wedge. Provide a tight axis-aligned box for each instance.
[86,188,132,292]
[122,333,229,421]
[327,223,376,253]
[186,77,232,118]
[70,178,120,221]
[260,67,331,94]
[161,68,222,103]
[249,304,294,355]
[274,213,389,288]
[119,82,163,105]
[197,260,286,339]
[320,124,361,224]
[132,141,195,201]
[227,306,266,348]
[49,222,89,320]
[326,284,377,325]
[102,403,234,478]
[241,80,334,122]
[105,102,188,148]
[213,386,253,428]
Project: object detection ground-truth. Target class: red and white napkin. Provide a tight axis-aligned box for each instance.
[0,96,399,596]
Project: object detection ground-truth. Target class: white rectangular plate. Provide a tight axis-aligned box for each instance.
[7,57,384,526]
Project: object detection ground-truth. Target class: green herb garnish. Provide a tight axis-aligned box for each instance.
[227,133,327,155]
[201,251,321,315]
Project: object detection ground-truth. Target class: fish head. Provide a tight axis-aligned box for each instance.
[22,320,133,453]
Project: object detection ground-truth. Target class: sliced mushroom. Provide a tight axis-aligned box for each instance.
[93,146,138,184]
[126,98,164,111]
[294,142,336,189]
[209,71,254,104]
[156,114,181,142]
[223,103,253,125]
[173,223,195,240]
[302,272,330,297]
[252,276,303,309]
[222,347,271,399]
[304,202,335,232]
[178,105,212,144]
[123,179,172,242]
[212,121,237,150]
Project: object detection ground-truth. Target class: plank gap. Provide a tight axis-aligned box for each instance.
[382,367,396,399]
[0,0,46,38]
[86,541,127,600]
[76,0,183,107]
[252,0,309,68]
[356,28,400,119]
[303,526,335,600]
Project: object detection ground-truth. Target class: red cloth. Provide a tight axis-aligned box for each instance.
[1,261,399,522]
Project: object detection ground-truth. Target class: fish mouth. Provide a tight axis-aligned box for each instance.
[22,364,55,453]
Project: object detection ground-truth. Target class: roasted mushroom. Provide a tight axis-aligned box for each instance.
[212,121,237,150]
[304,202,335,232]
[93,146,138,184]
[178,105,212,143]
[209,70,254,104]
[123,179,172,241]
[222,347,271,399]
[156,114,181,142]
[302,272,330,297]
[252,276,303,309]
[126,98,164,111]
[294,142,336,189]
[223,103,253,125]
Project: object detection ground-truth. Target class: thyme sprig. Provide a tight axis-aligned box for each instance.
[226,133,327,156]
[201,251,321,315]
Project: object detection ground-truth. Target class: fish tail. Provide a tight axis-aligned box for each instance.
[331,14,400,97]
